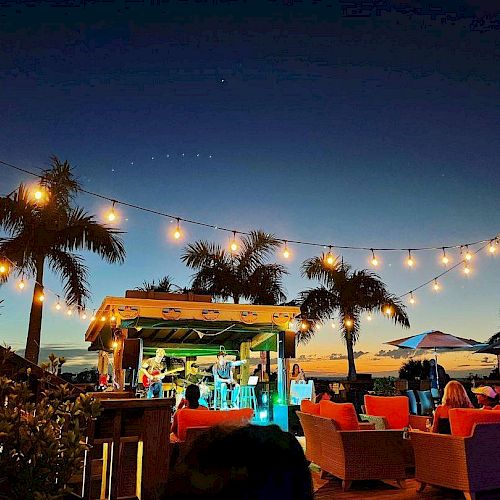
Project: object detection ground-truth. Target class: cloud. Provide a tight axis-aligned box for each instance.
[15,346,96,373]
[374,349,416,360]
[329,351,367,360]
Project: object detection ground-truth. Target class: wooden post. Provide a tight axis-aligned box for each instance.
[240,341,251,386]
[112,328,127,391]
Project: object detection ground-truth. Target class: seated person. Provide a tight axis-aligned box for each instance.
[471,385,498,410]
[171,384,208,439]
[213,351,247,409]
[290,363,306,383]
[431,380,473,433]
[165,424,313,499]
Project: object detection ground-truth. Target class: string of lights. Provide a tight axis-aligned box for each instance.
[0,158,498,328]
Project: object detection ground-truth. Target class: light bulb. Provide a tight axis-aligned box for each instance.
[344,318,353,328]
[55,302,61,310]
[18,279,25,290]
[433,280,440,291]
[406,250,414,268]
[489,241,496,254]
[463,265,470,275]
[34,190,43,200]
[111,315,116,322]
[0,264,7,274]
[282,242,290,259]
[91,315,96,321]
[370,249,378,267]
[173,218,182,240]
[39,293,45,302]
[384,306,392,315]
[300,321,308,331]
[81,313,87,320]
[112,341,118,349]
[409,292,415,305]
[325,247,335,266]
[67,309,73,316]
[464,246,472,261]
[106,202,118,223]
[100,315,106,322]
[367,314,372,321]
[441,248,449,265]
[230,232,238,252]
[331,322,336,328]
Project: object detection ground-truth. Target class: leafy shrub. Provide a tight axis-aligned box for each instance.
[373,376,398,396]
[399,359,431,381]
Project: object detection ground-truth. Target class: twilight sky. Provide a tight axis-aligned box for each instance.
[1,1,499,376]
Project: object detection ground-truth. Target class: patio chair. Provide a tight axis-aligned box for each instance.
[417,390,434,415]
[364,395,428,430]
[297,411,414,491]
[411,422,500,499]
[405,390,418,415]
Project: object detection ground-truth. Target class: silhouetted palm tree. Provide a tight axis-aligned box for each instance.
[181,230,287,304]
[299,255,410,380]
[136,275,178,292]
[0,156,125,364]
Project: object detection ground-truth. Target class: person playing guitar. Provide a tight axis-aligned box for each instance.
[140,348,169,398]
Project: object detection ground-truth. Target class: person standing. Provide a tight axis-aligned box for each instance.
[213,351,247,408]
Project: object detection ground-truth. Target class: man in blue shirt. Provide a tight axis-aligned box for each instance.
[213,351,247,408]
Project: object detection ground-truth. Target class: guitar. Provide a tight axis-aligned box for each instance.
[141,366,183,388]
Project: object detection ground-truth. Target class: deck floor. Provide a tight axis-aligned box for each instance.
[312,472,500,499]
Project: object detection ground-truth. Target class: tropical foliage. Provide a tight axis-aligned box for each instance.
[299,255,410,380]
[136,275,178,292]
[399,359,431,381]
[0,156,125,364]
[181,230,287,304]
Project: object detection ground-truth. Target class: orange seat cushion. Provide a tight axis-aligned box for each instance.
[300,399,320,416]
[177,408,253,441]
[449,408,500,437]
[493,405,500,411]
[364,395,409,429]
[319,400,360,430]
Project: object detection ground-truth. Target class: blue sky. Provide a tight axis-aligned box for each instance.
[0,1,499,374]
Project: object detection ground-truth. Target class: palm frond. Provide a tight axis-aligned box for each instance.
[0,185,38,234]
[237,230,282,273]
[247,263,288,305]
[301,254,344,286]
[48,250,90,307]
[41,155,80,206]
[181,240,229,269]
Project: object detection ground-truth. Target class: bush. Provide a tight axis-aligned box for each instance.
[399,359,431,381]
[0,349,101,499]
[373,377,398,396]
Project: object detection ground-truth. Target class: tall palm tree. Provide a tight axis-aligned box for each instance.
[0,156,125,364]
[181,230,287,304]
[299,254,410,380]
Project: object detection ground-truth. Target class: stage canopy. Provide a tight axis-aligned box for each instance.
[85,291,300,357]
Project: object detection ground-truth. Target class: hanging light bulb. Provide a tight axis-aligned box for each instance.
[300,321,308,331]
[106,201,118,222]
[112,341,118,349]
[463,264,471,275]
[331,322,336,329]
[282,241,290,259]
[325,246,335,266]
[366,314,372,321]
[100,315,107,322]
[18,278,25,290]
[441,248,449,265]
[344,318,353,328]
[38,293,45,302]
[81,312,87,320]
[384,305,393,316]
[91,311,96,321]
[489,240,496,254]
[34,189,43,200]
[464,246,472,261]
[409,292,415,304]
[67,309,73,316]
[173,218,182,240]
[0,262,8,274]
[230,231,238,253]
[55,297,62,310]
[406,250,414,268]
[433,279,440,291]
[370,249,379,267]
[110,314,116,322]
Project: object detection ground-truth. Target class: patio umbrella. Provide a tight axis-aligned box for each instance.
[475,340,500,371]
[386,330,482,389]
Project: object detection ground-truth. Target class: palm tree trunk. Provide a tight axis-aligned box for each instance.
[346,335,357,381]
[25,258,45,364]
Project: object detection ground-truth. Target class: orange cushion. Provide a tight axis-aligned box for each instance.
[364,395,409,429]
[300,400,320,416]
[449,408,500,437]
[177,408,253,441]
[493,405,500,411]
[319,400,360,430]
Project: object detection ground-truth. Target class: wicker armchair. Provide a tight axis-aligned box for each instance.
[297,411,414,491]
[411,423,500,500]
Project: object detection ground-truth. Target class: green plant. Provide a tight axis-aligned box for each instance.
[373,376,398,396]
[0,349,101,499]
[398,359,431,381]
[40,353,66,375]
[299,257,409,380]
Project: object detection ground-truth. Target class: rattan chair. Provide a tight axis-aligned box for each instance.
[410,423,500,500]
[297,411,414,491]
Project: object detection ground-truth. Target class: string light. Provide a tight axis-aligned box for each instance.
[366,314,372,321]
[91,311,96,321]
[230,232,238,253]
[433,279,440,291]
[325,247,335,266]
[384,306,393,316]
[38,293,45,302]
[17,278,25,290]
[173,218,182,240]
[344,318,353,328]
[464,246,472,261]
[55,297,62,310]
[409,292,415,304]
[110,314,116,322]
[282,241,290,259]
[370,249,379,267]
[331,322,336,328]
[463,264,471,275]
[106,201,118,223]
[489,240,497,254]
[100,315,107,322]
[406,250,414,268]
[112,341,118,349]
[300,321,308,331]
[81,312,87,320]
[67,309,73,316]
[441,248,449,266]
[0,262,8,274]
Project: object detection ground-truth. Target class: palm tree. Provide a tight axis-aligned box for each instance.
[0,156,125,364]
[181,230,287,304]
[299,255,410,380]
[136,275,178,292]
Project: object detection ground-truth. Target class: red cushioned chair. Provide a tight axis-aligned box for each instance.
[449,408,500,437]
[364,395,428,430]
[319,400,360,431]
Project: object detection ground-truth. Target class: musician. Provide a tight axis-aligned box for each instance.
[141,348,167,398]
[213,351,247,409]
[185,363,204,385]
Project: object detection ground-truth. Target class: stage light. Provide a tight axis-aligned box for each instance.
[406,250,414,268]
[173,218,182,240]
[370,249,378,267]
[230,231,238,252]
[441,248,449,265]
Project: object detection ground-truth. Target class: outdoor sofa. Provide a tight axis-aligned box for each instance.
[297,400,414,491]
[411,408,500,499]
